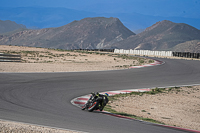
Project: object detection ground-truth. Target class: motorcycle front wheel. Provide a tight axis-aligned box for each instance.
[87,101,99,112]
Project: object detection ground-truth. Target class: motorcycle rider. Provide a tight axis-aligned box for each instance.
[82,92,109,111]
[94,92,109,111]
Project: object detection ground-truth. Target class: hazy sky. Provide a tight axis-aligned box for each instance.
[1,0,200,18]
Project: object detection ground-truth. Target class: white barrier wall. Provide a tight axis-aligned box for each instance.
[114,49,173,57]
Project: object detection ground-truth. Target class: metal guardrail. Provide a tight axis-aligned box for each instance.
[0,53,21,62]
[172,52,200,59]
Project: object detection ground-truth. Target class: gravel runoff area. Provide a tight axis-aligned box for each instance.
[0,45,154,133]
[109,86,200,131]
[0,119,79,133]
[0,45,153,73]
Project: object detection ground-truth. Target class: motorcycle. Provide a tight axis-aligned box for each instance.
[82,95,102,112]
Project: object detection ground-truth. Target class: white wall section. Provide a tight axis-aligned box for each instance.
[114,49,173,57]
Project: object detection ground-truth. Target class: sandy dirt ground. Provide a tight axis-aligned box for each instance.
[0,45,152,73]
[109,86,200,131]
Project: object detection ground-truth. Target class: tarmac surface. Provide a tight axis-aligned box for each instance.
[0,57,200,133]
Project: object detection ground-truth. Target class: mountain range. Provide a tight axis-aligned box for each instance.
[113,20,200,52]
[0,17,200,52]
[1,7,200,32]
[0,17,134,49]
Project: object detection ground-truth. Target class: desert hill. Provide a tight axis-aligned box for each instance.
[112,20,200,52]
[172,40,200,53]
[0,17,134,49]
[0,20,26,34]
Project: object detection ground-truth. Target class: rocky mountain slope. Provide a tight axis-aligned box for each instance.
[0,20,26,34]
[0,17,134,49]
[113,20,200,52]
[1,18,200,52]
[171,40,200,53]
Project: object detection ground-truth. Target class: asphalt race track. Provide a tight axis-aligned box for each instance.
[0,57,200,133]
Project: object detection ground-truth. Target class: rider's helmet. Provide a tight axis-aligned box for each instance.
[105,93,109,97]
